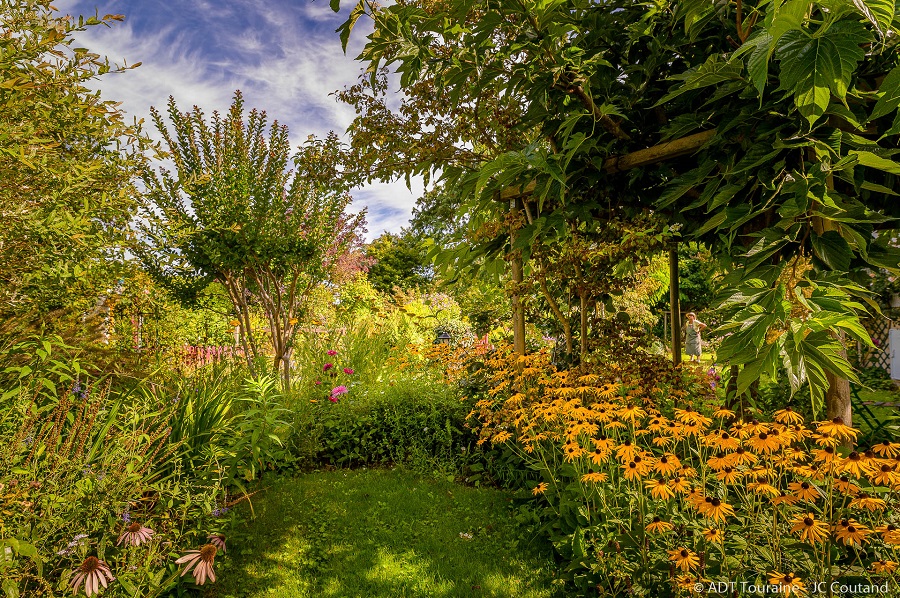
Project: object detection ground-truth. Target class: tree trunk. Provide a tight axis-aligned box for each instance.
[510,198,526,357]
[579,292,588,362]
[827,333,853,446]
[539,275,573,354]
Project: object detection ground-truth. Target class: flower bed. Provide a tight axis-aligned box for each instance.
[465,348,900,595]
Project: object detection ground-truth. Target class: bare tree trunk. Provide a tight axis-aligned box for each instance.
[223,275,257,377]
[579,292,588,362]
[827,333,853,446]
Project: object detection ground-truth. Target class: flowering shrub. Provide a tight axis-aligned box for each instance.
[465,347,900,596]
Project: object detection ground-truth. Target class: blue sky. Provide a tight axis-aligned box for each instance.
[61,0,423,239]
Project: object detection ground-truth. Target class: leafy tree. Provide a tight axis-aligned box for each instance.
[365,232,432,294]
[0,1,143,321]
[333,0,900,422]
[136,92,366,387]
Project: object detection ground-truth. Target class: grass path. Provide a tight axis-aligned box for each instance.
[208,468,558,598]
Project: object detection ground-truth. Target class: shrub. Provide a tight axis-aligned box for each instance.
[465,348,900,596]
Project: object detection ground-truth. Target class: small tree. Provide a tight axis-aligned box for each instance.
[136,92,366,387]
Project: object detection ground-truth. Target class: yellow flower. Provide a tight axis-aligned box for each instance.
[615,440,638,463]
[767,572,807,597]
[713,407,735,419]
[773,408,804,425]
[667,547,700,572]
[654,453,681,476]
[703,527,723,543]
[669,477,691,494]
[833,476,859,496]
[581,472,608,483]
[645,516,673,534]
[492,431,512,444]
[770,492,801,506]
[727,447,757,466]
[787,481,819,502]
[790,513,828,544]
[815,417,858,442]
[700,497,734,523]
[875,524,900,545]
[532,482,549,496]
[747,431,780,454]
[832,518,869,546]
[715,467,742,485]
[872,560,898,574]
[646,478,675,500]
[848,492,886,512]
[837,451,870,478]
[872,441,900,458]
[869,462,900,487]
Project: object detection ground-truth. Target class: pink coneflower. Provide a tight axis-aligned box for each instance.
[70,556,114,596]
[176,544,217,585]
[323,362,333,372]
[327,349,337,356]
[117,522,154,547]
[343,367,354,375]
[207,534,226,552]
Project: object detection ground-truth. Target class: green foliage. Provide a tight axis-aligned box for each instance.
[0,1,144,318]
[136,91,367,385]
[365,232,433,294]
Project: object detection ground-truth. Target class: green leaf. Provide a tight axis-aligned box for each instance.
[2,579,18,598]
[746,32,773,97]
[811,231,853,271]
[330,0,341,11]
[852,0,896,37]
[776,20,869,125]
[869,65,900,122]
[656,55,745,105]
[694,210,728,236]
[336,0,366,53]
[737,343,779,395]
[851,150,900,174]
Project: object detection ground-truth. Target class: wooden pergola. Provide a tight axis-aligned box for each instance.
[495,129,716,363]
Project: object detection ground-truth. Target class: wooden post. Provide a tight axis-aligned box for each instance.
[510,197,526,356]
[670,243,681,366]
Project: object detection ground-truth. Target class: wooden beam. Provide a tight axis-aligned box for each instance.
[497,129,717,200]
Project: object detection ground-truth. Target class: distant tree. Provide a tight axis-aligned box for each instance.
[366,233,432,295]
[0,1,143,322]
[136,92,366,387]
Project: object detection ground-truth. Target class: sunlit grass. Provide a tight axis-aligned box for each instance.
[209,468,558,598]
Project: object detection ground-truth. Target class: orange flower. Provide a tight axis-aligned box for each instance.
[716,467,742,485]
[667,547,700,572]
[701,497,734,523]
[581,472,608,484]
[787,481,819,502]
[875,524,900,545]
[848,493,886,512]
[872,440,900,458]
[532,482,549,496]
[872,560,898,574]
[773,408,804,425]
[645,516,673,534]
[646,478,675,500]
[654,454,681,476]
[767,572,807,597]
[833,519,869,546]
[790,513,828,544]
[815,417,858,442]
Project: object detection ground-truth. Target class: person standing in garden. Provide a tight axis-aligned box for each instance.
[684,312,706,362]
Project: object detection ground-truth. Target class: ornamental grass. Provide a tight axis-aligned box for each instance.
[465,346,900,595]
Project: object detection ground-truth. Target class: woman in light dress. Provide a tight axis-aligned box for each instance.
[684,312,706,362]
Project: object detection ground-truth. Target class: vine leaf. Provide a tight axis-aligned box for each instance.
[775,20,869,125]
[869,65,900,122]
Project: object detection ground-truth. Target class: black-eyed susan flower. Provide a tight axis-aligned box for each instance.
[716,467,742,485]
[849,492,886,512]
[789,513,828,544]
[767,572,806,597]
[815,417,858,442]
[748,477,780,497]
[669,477,690,494]
[713,407,735,420]
[709,430,740,451]
[747,431,780,454]
[875,523,900,545]
[645,516,673,534]
[870,462,900,487]
[728,447,757,466]
[532,482,548,496]
[646,478,675,500]
[581,472,608,483]
[654,454,680,476]
[702,497,734,523]
[834,519,869,546]
[813,432,839,447]
[69,557,115,596]
[703,527,723,543]
[788,481,819,502]
[837,451,870,478]
[176,544,218,585]
[707,452,731,471]
[833,475,860,496]
[872,560,898,574]
[773,408,804,425]
[811,446,837,464]
[667,547,700,572]
[872,440,900,458]
[616,439,637,463]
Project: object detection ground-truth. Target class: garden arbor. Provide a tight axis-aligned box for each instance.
[334,0,900,422]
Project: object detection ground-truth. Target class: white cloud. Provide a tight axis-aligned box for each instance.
[57,0,422,236]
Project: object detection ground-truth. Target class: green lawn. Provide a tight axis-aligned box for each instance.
[208,468,558,598]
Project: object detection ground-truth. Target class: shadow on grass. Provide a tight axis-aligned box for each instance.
[207,468,559,598]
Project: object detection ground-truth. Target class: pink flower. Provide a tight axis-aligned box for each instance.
[70,557,114,596]
[315,380,322,385]
[176,544,217,585]
[343,367,354,375]
[117,522,154,547]
[327,350,337,356]
[328,395,339,403]
[330,385,348,402]
[323,363,333,372]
